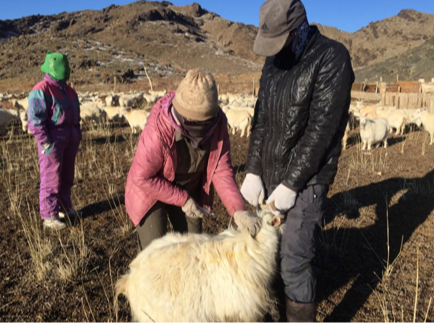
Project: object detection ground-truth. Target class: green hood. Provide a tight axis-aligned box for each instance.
[41,52,70,81]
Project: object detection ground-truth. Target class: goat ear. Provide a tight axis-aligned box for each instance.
[270,215,282,227]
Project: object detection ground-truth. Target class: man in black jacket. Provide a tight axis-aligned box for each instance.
[241,0,355,321]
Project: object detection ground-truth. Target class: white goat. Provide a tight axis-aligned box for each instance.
[105,95,119,107]
[149,89,167,97]
[222,106,252,137]
[115,211,282,322]
[12,98,29,111]
[0,109,19,134]
[377,107,407,135]
[119,107,149,134]
[80,104,106,124]
[359,116,389,150]
[142,92,161,106]
[20,110,28,133]
[412,109,434,145]
[102,107,123,125]
[119,93,143,108]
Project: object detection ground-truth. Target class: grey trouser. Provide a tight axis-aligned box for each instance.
[280,184,328,303]
[136,201,202,251]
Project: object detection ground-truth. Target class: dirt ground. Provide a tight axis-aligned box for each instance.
[0,122,433,322]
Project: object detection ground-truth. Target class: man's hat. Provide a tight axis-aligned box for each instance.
[253,0,307,57]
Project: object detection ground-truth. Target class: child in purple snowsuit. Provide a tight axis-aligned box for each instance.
[28,53,81,230]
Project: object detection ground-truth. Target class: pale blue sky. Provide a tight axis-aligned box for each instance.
[1,0,433,33]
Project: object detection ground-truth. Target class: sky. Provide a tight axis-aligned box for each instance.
[1,0,434,33]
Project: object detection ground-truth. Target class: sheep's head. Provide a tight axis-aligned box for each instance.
[359,115,367,129]
[412,108,424,120]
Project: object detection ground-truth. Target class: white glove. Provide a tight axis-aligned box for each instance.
[240,173,265,207]
[266,184,297,215]
[182,198,205,218]
[233,210,262,236]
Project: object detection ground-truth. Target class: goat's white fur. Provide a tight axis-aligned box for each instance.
[413,109,434,145]
[359,116,389,150]
[115,211,282,322]
[119,107,149,134]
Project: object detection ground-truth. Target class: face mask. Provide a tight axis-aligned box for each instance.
[173,107,219,149]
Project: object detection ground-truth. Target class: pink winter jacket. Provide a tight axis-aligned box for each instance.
[125,91,246,226]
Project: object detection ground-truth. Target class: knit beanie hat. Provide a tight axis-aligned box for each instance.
[172,69,219,121]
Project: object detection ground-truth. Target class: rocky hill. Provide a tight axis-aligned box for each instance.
[1,1,434,92]
[355,35,434,83]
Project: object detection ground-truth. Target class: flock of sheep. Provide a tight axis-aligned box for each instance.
[0,90,257,138]
[344,101,434,150]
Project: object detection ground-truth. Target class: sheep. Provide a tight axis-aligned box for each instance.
[222,106,252,137]
[19,110,28,133]
[102,107,124,126]
[105,95,119,107]
[359,116,389,150]
[149,89,167,97]
[0,108,19,134]
[119,107,149,134]
[226,92,241,103]
[142,92,161,107]
[80,104,106,125]
[115,210,283,322]
[119,93,143,108]
[360,104,379,120]
[219,94,229,105]
[412,109,434,145]
[377,107,407,135]
[12,98,29,111]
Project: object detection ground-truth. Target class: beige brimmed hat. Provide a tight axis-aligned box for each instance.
[253,0,307,57]
[172,69,219,121]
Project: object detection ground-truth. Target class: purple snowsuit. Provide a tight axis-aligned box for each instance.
[28,74,81,219]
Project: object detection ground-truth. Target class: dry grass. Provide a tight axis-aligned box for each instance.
[1,107,434,321]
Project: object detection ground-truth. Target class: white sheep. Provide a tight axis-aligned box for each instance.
[105,95,119,107]
[0,108,19,134]
[149,89,166,97]
[119,93,143,108]
[359,116,389,150]
[12,98,29,111]
[119,107,149,134]
[80,104,106,125]
[219,94,229,105]
[115,211,282,322]
[412,109,434,145]
[377,107,407,135]
[19,110,28,133]
[222,106,252,137]
[360,102,382,120]
[142,92,161,106]
[102,107,124,125]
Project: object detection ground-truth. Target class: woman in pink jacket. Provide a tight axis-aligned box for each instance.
[125,69,261,250]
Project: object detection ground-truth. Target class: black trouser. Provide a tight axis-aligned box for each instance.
[136,201,202,251]
[280,184,328,303]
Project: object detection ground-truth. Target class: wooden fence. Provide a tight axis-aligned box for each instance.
[351,80,434,110]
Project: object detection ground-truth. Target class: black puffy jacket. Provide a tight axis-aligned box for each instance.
[246,27,355,193]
